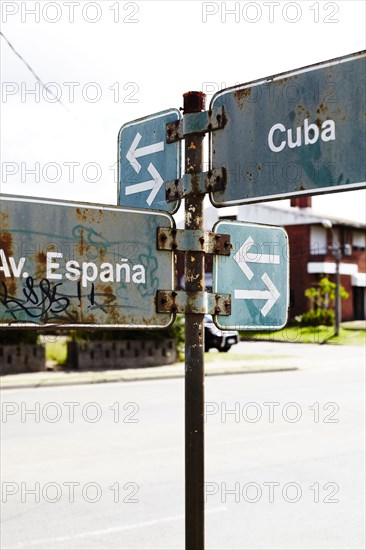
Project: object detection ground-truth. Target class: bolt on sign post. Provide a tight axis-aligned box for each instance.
[0,195,174,329]
[210,50,366,207]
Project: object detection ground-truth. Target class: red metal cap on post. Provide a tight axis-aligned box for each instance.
[183,91,206,113]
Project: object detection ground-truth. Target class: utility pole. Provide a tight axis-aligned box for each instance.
[322,219,341,337]
[333,240,341,337]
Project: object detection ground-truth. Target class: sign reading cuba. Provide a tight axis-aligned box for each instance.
[210,51,366,206]
[268,118,335,153]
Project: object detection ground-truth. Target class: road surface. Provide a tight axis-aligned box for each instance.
[1,341,365,549]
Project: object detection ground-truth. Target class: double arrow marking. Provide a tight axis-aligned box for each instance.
[126,132,164,174]
[234,273,280,317]
[125,163,164,207]
[233,236,281,316]
[233,236,280,281]
[125,132,165,206]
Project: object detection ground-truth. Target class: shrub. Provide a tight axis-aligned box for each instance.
[300,276,348,327]
[300,308,335,327]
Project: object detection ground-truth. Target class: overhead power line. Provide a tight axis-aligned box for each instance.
[0,31,80,121]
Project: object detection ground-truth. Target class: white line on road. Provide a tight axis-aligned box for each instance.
[16,506,228,548]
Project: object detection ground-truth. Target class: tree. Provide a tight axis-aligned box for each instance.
[305,277,349,309]
[301,277,349,326]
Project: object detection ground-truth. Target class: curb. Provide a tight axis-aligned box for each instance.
[0,364,298,390]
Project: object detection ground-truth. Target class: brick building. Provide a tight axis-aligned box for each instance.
[285,199,366,321]
[177,197,366,321]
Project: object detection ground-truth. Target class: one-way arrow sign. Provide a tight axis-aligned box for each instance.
[213,221,289,330]
[118,109,181,213]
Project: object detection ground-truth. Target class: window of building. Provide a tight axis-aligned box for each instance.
[310,226,328,255]
[352,230,366,251]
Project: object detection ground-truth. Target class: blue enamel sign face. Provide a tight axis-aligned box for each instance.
[0,195,174,329]
[118,108,181,213]
[210,51,366,206]
[213,221,289,330]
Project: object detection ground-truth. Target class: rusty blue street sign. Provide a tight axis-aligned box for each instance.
[210,51,366,206]
[118,109,181,213]
[0,195,174,329]
[213,221,289,330]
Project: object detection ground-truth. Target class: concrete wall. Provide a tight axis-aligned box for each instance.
[0,345,46,375]
[69,339,178,370]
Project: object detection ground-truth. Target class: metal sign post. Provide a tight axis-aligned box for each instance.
[156,93,232,550]
[183,91,206,550]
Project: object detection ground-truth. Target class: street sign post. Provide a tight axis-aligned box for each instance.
[0,195,174,328]
[213,221,289,330]
[210,51,366,207]
[118,108,181,213]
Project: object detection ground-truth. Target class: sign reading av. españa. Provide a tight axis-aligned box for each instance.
[0,195,174,329]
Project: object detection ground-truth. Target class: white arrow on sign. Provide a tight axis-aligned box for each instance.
[234,236,280,281]
[125,162,164,206]
[234,272,280,317]
[126,132,164,174]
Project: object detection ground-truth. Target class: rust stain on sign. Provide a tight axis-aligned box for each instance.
[234,87,252,110]
[316,103,328,115]
[0,212,17,296]
[35,251,47,279]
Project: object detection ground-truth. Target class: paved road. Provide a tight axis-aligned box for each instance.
[1,342,365,549]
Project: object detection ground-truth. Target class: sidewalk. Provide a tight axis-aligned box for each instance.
[340,320,366,330]
[0,356,297,390]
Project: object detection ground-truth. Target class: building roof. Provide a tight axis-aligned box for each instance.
[176,201,366,230]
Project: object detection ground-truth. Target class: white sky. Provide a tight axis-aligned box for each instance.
[0,0,365,223]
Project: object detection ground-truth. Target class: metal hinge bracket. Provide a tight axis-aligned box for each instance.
[165,167,226,201]
[157,227,231,255]
[156,291,231,315]
[166,106,227,143]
